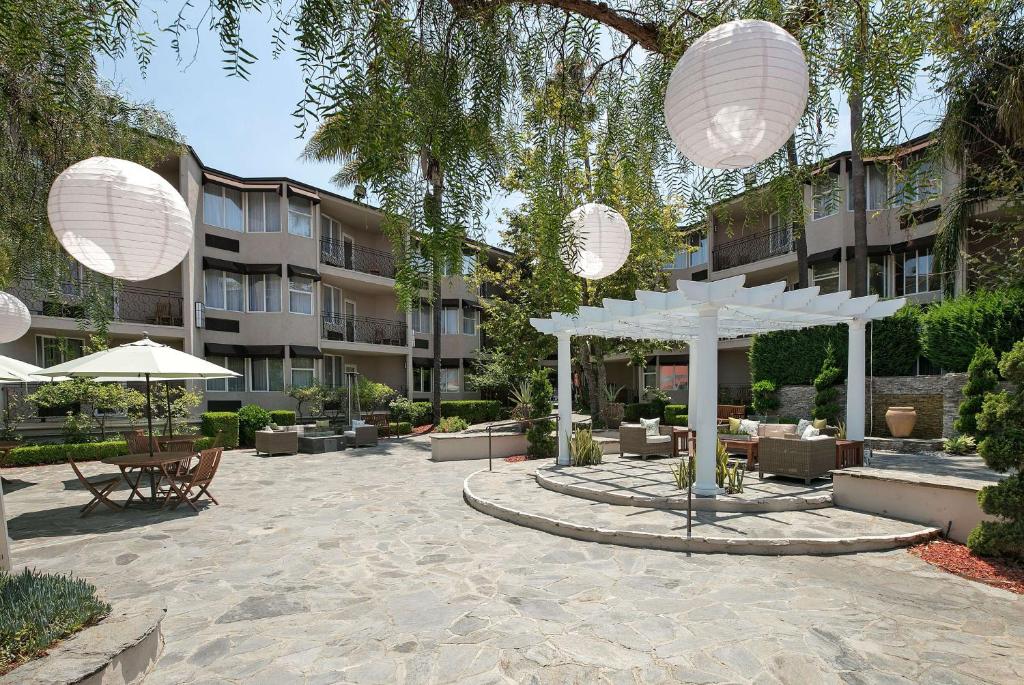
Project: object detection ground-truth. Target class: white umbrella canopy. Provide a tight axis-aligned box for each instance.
[0,356,55,383]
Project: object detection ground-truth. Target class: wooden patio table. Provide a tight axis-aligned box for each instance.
[103,452,195,508]
[671,428,695,459]
[720,436,759,471]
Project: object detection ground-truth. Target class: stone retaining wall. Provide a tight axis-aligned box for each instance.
[778,373,968,438]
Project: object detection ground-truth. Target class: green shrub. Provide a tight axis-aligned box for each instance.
[269,410,296,427]
[663,405,688,426]
[921,288,1024,372]
[1,568,110,670]
[201,412,239,448]
[956,345,999,437]
[437,416,468,433]
[5,440,129,467]
[750,325,848,386]
[813,344,842,424]
[236,405,271,447]
[624,403,661,422]
[440,400,501,424]
[387,421,413,435]
[869,305,922,376]
[193,436,215,450]
[389,398,432,426]
[526,369,556,459]
[751,380,779,416]
[943,434,977,455]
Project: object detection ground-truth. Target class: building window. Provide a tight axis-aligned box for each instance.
[664,250,688,270]
[642,365,657,391]
[462,307,477,336]
[251,358,284,392]
[204,269,244,312]
[203,183,243,232]
[412,302,431,334]
[440,367,460,393]
[462,253,476,277]
[36,336,84,367]
[323,355,344,388]
[896,247,938,295]
[768,212,793,253]
[812,179,839,220]
[206,356,245,392]
[659,364,688,392]
[288,195,313,237]
[247,192,281,233]
[248,274,282,312]
[902,159,941,205]
[289,276,314,315]
[848,166,890,211]
[868,255,890,298]
[691,236,708,266]
[441,306,460,335]
[413,367,432,393]
[290,357,315,387]
[810,263,840,294]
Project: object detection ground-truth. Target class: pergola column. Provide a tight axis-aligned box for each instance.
[556,331,572,466]
[1,485,9,571]
[693,306,722,496]
[686,340,698,429]
[846,319,866,441]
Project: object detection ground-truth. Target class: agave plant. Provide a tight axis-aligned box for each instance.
[671,455,695,489]
[509,380,531,421]
[569,428,603,466]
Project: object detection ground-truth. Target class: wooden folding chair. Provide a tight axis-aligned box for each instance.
[163,448,223,512]
[69,458,123,517]
[123,430,161,454]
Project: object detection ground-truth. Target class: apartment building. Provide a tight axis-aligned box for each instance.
[1,147,506,419]
[605,133,1008,405]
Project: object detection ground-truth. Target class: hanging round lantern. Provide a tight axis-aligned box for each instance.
[0,292,31,343]
[47,157,193,282]
[664,19,809,170]
[562,203,631,280]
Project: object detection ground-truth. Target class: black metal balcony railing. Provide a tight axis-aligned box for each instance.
[320,240,396,279]
[712,227,794,271]
[10,279,184,326]
[322,314,407,347]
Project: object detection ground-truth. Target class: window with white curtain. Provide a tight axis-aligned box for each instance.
[412,302,431,334]
[462,307,477,335]
[810,263,840,294]
[251,358,284,392]
[247,192,281,232]
[290,357,315,387]
[206,356,246,392]
[203,183,243,231]
[848,166,890,211]
[812,179,839,220]
[288,195,313,237]
[248,274,282,312]
[204,269,243,312]
[440,367,460,393]
[441,306,460,335]
[289,276,314,315]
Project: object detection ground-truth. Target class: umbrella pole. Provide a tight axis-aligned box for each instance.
[165,383,172,436]
[145,373,157,501]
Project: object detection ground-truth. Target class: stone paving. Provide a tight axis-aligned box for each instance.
[2,438,1024,684]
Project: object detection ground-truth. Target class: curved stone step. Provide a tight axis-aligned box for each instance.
[536,461,833,512]
[465,469,940,556]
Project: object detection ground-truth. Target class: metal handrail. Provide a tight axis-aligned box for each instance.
[319,239,396,278]
[712,227,794,271]
[485,413,592,472]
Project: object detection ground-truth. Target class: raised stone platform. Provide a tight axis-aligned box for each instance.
[865,436,943,453]
[465,466,940,555]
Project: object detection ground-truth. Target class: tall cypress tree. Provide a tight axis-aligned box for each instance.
[813,343,842,424]
[956,345,999,437]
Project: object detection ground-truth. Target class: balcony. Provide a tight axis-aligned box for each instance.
[10,279,183,327]
[712,228,794,272]
[320,240,396,279]
[321,314,407,347]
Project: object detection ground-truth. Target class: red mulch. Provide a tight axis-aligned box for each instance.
[505,455,528,463]
[909,540,1024,594]
[411,424,434,436]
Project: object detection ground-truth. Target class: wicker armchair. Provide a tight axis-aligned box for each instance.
[255,429,298,456]
[345,424,378,447]
[758,436,836,484]
[619,423,673,460]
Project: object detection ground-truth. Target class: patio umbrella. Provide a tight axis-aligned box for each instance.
[0,355,65,383]
[35,337,239,457]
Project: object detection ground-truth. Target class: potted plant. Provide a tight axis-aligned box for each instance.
[601,384,625,429]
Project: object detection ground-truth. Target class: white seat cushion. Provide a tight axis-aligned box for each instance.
[647,435,671,444]
[344,430,356,438]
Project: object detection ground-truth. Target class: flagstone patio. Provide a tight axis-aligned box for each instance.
[3,438,1024,684]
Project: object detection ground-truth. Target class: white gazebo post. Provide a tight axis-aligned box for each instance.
[693,306,722,496]
[687,340,698,429]
[846,319,867,441]
[1,480,9,571]
[556,331,572,466]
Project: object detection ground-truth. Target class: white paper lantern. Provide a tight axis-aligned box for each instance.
[562,203,631,280]
[47,157,193,282]
[664,19,809,170]
[0,292,31,343]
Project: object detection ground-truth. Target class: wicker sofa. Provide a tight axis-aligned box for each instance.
[619,423,674,460]
[255,429,299,456]
[758,436,836,484]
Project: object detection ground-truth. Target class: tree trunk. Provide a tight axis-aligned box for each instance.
[432,262,442,425]
[423,151,445,426]
[849,5,869,297]
[786,136,809,289]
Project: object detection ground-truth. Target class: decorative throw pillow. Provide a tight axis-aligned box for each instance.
[801,425,820,440]
[316,419,330,429]
[739,419,760,437]
[728,417,742,433]
[268,422,279,431]
[640,417,661,437]
[796,419,811,435]
[812,418,827,430]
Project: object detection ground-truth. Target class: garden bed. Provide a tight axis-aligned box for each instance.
[909,540,1024,594]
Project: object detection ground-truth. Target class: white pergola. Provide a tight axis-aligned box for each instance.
[531,275,906,496]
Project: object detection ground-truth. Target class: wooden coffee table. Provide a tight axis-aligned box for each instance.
[720,437,759,471]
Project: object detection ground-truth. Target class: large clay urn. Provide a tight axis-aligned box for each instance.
[885,406,917,438]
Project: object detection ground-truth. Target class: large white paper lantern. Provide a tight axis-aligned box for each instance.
[0,292,31,343]
[47,157,193,282]
[664,19,809,170]
[562,203,631,280]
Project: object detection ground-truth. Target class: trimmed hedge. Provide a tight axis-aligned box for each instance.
[201,412,239,448]
[269,410,296,426]
[624,403,662,422]
[750,325,848,386]
[5,440,128,467]
[440,400,501,424]
[921,288,1024,372]
[388,421,413,436]
[664,405,688,426]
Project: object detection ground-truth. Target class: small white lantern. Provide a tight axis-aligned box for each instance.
[0,292,31,343]
[664,19,809,170]
[562,203,631,280]
[48,157,193,282]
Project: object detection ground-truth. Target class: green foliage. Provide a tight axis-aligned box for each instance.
[440,401,501,425]
[287,383,326,419]
[663,405,688,426]
[356,379,398,412]
[28,379,145,441]
[956,345,999,437]
[624,403,662,422]
[921,289,1024,372]
[237,405,272,447]
[750,326,848,386]
[715,440,731,489]
[437,416,468,433]
[388,422,413,436]
[0,568,110,670]
[569,428,603,467]
[813,344,843,424]
[200,412,239,449]
[269,410,296,427]
[671,455,695,489]
[526,369,556,460]
[869,306,922,376]
[751,380,780,416]
[60,412,95,444]
[943,434,977,455]
[5,440,128,467]
[152,383,202,436]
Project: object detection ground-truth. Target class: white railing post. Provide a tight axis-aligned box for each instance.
[557,332,572,466]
